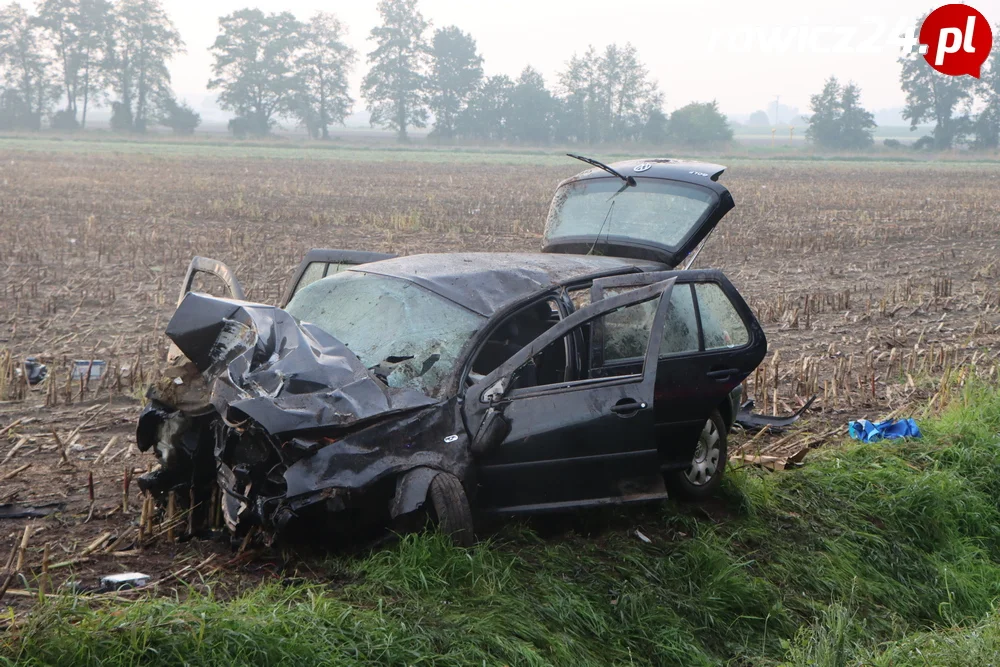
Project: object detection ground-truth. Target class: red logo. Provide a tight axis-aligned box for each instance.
[919,4,993,78]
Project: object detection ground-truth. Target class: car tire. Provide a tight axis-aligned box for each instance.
[428,472,475,547]
[665,410,728,501]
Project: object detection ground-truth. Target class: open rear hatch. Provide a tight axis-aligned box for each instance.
[541,158,734,268]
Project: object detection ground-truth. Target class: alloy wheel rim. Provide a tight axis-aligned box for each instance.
[685,419,721,486]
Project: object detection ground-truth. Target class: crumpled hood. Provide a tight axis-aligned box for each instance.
[165,292,437,436]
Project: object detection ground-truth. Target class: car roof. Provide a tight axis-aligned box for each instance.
[351,252,665,317]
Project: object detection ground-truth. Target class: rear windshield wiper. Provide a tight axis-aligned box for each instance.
[566,154,636,196]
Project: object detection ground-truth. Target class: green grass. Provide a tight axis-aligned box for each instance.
[4,383,1000,665]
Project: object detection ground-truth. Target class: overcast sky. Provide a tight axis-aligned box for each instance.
[164,0,1000,121]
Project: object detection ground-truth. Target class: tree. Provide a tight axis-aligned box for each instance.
[556,47,600,143]
[0,2,59,130]
[806,76,842,148]
[806,77,876,150]
[599,43,660,142]
[457,74,512,141]
[208,9,302,137]
[667,101,732,147]
[158,95,199,134]
[427,25,481,140]
[971,25,1000,150]
[838,82,876,149]
[361,0,430,142]
[36,0,112,128]
[899,16,973,150]
[748,110,770,126]
[642,107,668,144]
[557,43,661,144]
[103,0,183,132]
[507,66,554,143]
[293,12,355,139]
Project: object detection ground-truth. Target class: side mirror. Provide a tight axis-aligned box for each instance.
[481,377,506,404]
[470,407,512,456]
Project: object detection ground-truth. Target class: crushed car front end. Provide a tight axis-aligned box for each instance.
[136,286,477,540]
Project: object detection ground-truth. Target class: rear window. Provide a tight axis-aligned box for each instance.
[695,283,749,350]
[545,177,716,249]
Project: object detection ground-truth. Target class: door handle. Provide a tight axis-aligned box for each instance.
[706,368,739,381]
[610,399,646,416]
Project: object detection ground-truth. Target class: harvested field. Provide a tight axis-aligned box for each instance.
[1,142,999,607]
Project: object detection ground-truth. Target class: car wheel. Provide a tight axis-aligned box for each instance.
[428,472,475,547]
[665,410,727,500]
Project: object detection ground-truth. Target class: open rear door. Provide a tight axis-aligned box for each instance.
[280,249,396,307]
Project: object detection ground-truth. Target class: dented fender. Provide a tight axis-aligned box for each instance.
[283,399,470,500]
[389,467,442,519]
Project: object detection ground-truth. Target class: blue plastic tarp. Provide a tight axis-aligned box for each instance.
[848,418,922,444]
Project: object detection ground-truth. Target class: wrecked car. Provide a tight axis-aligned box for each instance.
[136,157,767,546]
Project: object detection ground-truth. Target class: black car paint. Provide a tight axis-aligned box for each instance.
[138,157,770,539]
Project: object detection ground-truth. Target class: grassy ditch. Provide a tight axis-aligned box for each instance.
[3,383,1000,666]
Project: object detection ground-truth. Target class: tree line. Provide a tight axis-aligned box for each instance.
[0,0,731,145]
[2,0,999,151]
[0,0,193,132]
[799,17,1000,151]
[210,0,732,145]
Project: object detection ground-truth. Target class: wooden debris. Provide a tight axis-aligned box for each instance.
[40,543,50,596]
[1,437,28,466]
[122,464,131,514]
[0,463,31,482]
[0,418,24,437]
[85,471,96,523]
[167,491,177,542]
[92,435,119,466]
[43,557,93,572]
[0,538,18,604]
[14,524,31,572]
[80,531,112,557]
[187,487,196,536]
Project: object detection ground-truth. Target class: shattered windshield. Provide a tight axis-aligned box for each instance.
[545,177,716,249]
[286,272,485,398]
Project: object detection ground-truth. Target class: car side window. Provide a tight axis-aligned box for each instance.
[586,294,661,379]
[695,283,749,350]
[659,284,699,356]
[294,262,327,298]
[470,299,566,386]
[596,286,698,364]
[601,296,656,364]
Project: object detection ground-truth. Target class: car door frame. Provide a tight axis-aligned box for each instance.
[280,249,397,307]
[590,268,767,468]
[177,256,246,306]
[463,278,675,511]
